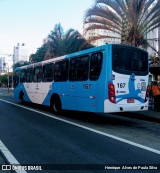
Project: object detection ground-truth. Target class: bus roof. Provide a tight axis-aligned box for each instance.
[14,44,147,71]
[15,44,109,71]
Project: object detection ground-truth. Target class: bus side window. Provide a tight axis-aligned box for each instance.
[79,56,89,80]
[43,63,54,82]
[33,66,43,82]
[69,58,77,81]
[20,69,26,83]
[90,52,102,80]
[54,60,68,82]
[26,67,33,82]
[14,70,20,87]
[69,56,89,81]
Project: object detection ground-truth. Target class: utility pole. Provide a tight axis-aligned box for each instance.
[3,62,13,93]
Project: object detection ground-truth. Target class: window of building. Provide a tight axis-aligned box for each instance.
[90,52,103,80]
[43,63,54,82]
[69,56,89,81]
[54,60,68,82]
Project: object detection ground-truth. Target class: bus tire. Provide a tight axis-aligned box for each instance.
[51,95,62,115]
[19,91,24,103]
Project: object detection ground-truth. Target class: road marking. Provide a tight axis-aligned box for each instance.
[0,140,27,173]
[1,98,160,156]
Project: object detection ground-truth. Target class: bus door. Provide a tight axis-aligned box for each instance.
[67,52,102,112]
[31,65,44,104]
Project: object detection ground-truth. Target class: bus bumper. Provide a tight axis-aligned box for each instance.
[104,100,149,113]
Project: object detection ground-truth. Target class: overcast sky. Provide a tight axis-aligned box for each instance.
[0,0,94,55]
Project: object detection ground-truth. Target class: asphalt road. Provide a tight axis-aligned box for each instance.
[0,90,160,173]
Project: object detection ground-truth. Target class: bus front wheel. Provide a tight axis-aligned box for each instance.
[51,96,61,115]
[19,91,24,103]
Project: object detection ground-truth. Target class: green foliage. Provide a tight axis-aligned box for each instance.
[29,44,49,62]
[29,23,94,61]
[45,23,94,59]
[0,74,8,86]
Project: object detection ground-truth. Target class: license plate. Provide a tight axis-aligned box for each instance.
[127,98,135,103]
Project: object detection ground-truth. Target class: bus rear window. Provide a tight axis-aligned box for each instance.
[112,45,148,75]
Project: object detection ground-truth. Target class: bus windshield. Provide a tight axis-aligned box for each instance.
[112,45,148,76]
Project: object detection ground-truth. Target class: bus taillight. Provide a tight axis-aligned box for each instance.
[145,86,149,102]
[108,82,116,103]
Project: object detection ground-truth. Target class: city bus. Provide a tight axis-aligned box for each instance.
[14,44,149,114]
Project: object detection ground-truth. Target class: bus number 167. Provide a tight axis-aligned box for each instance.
[117,83,126,88]
[83,84,91,90]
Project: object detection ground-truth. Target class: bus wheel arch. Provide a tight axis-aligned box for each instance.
[50,94,62,114]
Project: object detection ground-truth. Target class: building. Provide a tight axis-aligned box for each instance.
[13,43,28,64]
[147,0,159,56]
[147,1,160,82]
[0,57,7,73]
[84,28,121,46]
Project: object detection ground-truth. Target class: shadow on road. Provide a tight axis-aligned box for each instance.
[114,111,160,124]
[19,101,138,127]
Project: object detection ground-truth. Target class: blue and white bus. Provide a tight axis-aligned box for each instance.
[14,44,149,114]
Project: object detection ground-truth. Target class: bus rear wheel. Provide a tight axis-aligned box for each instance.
[51,96,61,115]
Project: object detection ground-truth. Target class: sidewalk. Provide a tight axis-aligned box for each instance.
[133,110,160,123]
[0,87,14,92]
[0,87,14,96]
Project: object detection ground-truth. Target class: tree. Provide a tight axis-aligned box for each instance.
[0,74,8,87]
[44,23,94,59]
[29,44,49,62]
[84,0,160,54]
